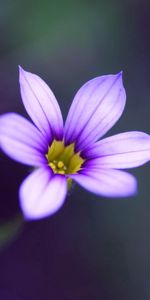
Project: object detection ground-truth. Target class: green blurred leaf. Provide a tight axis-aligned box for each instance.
[0,215,24,250]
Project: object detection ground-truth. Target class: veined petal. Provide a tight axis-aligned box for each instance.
[83,132,150,169]
[19,66,64,141]
[71,168,137,197]
[19,167,67,220]
[64,72,126,151]
[0,113,47,166]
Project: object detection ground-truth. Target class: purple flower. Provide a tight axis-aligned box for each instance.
[0,67,150,220]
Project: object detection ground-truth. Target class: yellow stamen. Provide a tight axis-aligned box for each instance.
[46,140,85,177]
[57,161,64,169]
[49,162,56,171]
[58,170,65,175]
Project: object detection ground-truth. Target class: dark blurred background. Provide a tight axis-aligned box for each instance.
[0,0,150,299]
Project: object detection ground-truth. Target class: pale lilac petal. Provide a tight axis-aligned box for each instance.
[0,113,47,166]
[65,72,126,151]
[19,167,67,220]
[71,168,137,197]
[83,132,150,169]
[19,66,64,141]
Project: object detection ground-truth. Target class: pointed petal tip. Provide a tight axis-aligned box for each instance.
[18,65,23,72]
[18,65,25,78]
[116,70,124,87]
[19,66,29,77]
[116,70,123,79]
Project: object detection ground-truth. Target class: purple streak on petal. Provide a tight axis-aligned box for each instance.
[19,66,64,141]
[64,72,126,151]
[19,167,67,220]
[71,168,137,197]
[83,132,150,169]
[0,113,47,166]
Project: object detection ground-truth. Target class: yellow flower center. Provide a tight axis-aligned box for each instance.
[46,140,85,175]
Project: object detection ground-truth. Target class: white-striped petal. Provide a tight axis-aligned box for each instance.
[83,132,150,169]
[19,167,67,220]
[71,168,137,197]
[0,113,47,166]
[65,72,126,151]
[19,66,64,141]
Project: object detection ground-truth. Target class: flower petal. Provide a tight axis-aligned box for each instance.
[19,167,67,220]
[0,113,47,166]
[19,66,64,141]
[71,168,137,197]
[83,132,150,169]
[64,72,126,151]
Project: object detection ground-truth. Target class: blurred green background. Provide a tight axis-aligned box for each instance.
[0,0,150,299]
